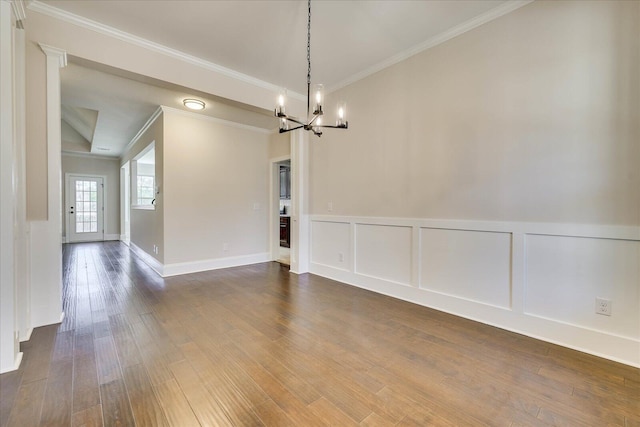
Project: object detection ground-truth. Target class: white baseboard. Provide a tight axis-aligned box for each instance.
[19,328,32,342]
[129,242,164,276]
[128,243,271,278]
[163,252,271,277]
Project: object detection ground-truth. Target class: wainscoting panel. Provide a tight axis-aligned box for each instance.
[524,234,640,339]
[309,215,640,367]
[355,223,412,286]
[310,220,350,271]
[420,228,512,309]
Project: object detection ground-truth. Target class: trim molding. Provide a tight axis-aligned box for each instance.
[129,242,164,276]
[27,1,305,102]
[329,0,534,92]
[128,242,271,278]
[123,106,162,154]
[160,106,272,135]
[310,215,640,241]
[10,0,27,24]
[62,150,119,160]
[162,252,271,277]
[19,327,32,342]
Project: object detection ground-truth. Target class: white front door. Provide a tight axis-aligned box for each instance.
[67,175,104,243]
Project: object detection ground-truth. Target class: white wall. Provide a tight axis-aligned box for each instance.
[61,153,121,240]
[162,108,271,275]
[309,0,640,366]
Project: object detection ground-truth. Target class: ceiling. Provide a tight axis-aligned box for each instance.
[46,0,519,158]
[61,61,275,157]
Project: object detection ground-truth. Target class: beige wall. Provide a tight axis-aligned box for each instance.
[311,0,640,226]
[122,115,164,262]
[268,131,290,159]
[61,154,121,238]
[163,110,270,265]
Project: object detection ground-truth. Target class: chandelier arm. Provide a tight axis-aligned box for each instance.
[316,123,349,129]
[279,125,304,134]
[283,116,306,126]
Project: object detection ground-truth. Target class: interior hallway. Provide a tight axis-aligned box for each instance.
[0,242,637,426]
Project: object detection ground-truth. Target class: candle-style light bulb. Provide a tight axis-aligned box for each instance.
[275,89,287,117]
[312,84,324,114]
[336,101,347,127]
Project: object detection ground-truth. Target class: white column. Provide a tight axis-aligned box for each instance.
[0,0,19,374]
[29,44,66,328]
[13,23,30,343]
[289,129,310,274]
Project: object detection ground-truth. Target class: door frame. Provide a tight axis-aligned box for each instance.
[65,173,107,243]
[120,162,130,245]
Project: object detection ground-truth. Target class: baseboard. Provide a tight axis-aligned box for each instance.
[310,262,640,368]
[129,243,164,276]
[19,328,33,342]
[14,352,23,371]
[163,252,271,277]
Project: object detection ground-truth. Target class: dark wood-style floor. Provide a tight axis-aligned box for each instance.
[1,242,638,426]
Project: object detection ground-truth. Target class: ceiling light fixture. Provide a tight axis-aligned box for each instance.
[183,98,205,110]
[275,0,348,137]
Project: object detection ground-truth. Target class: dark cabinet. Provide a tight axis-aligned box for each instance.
[279,216,290,248]
[279,165,291,199]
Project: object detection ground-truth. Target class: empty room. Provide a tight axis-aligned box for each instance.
[0,0,638,425]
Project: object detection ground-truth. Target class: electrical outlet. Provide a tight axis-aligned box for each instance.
[253,203,260,211]
[338,252,344,262]
[328,201,333,212]
[595,298,612,316]
[223,242,229,252]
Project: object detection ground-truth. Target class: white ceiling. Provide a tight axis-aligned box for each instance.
[48,0,520,157]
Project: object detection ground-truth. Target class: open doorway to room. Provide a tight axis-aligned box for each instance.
[272,157,291,265]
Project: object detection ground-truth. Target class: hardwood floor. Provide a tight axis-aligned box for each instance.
[1,242,638,426]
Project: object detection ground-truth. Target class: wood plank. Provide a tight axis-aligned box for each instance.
[99,379,135,427]
[122,364,169,426]
[39,359,73,426]
[153,379,200,427]
[5,378,47,427]
[168,359,233,426]
[71,404,104,427]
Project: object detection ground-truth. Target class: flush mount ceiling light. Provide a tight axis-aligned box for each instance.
[183,98,205,110]
[275,0,348,137]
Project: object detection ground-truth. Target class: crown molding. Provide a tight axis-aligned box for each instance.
[160,106,272,135]
[11,0,27,24]
[123,106,163,155]
[38,43,67,67]
[62,150,119,160]
[27,1,306,102]
[328,0,535,93]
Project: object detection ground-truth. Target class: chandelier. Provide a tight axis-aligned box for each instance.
[275,0,348,137]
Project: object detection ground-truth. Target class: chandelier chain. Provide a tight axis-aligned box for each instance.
[307,0,311,88]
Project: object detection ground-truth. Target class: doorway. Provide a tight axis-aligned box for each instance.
[271,157,291,265]
[65,174,105,243]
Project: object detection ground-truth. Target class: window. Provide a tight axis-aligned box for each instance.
[132,143,156,210]
[137,175,155,206]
